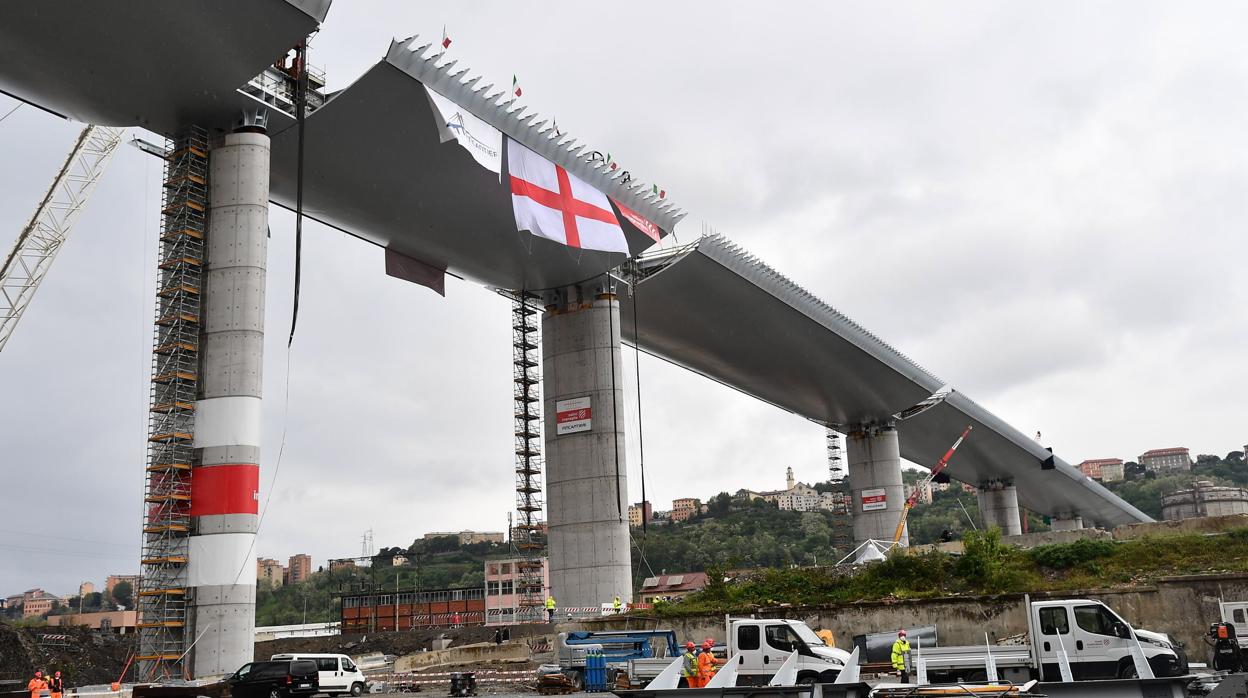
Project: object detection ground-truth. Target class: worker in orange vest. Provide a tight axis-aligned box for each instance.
[696,639,723,688]
[48,671,63,698]
[27,671,47,698]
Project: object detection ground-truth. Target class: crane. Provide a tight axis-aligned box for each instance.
[892,424,973,544]
[0,124,125,353]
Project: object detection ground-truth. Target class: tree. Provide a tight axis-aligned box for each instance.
[83,591,103,611]
[111,581,133,609]
[707,492,733,518]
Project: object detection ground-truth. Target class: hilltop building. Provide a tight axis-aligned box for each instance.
[257,559,285,587]
[1140,448,1192,473]
[671,498,701,523]
[628,501,653,528]
[287,553,313,584]
[1078,458,1124,482]
[424,531,505,545]
[737,469,849,513]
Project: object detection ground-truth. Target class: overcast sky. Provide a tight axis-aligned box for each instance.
[1,2,1245,596]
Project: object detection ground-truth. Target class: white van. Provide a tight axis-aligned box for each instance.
[271,654,367,697]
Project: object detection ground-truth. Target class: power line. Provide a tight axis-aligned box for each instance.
[0,102,22,124]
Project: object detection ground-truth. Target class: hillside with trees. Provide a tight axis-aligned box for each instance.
[1104,451,1246,519]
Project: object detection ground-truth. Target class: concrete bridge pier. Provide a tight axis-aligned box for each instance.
[541,281,632,610]
[1051,514,1085,531]
[189,119,269,677]
[847,424,908,547]
[977,479,1022,535]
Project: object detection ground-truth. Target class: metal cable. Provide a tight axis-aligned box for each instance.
[606,276,623,521]
[631,271,648,537]
[288,39,309,347]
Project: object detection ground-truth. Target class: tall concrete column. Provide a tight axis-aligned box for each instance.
[189,123,268,676]
[977,479,1022,535]
[542,285,632,610]
[847,425,907,547]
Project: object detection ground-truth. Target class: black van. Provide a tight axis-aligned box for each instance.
[226,660,320,698]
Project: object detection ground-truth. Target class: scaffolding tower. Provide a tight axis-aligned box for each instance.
[137,126,208,679]
[508,292,547,622]
[826,428,851,550]
[826,427,845,483]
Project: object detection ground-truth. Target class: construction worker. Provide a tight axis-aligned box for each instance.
[680,641,698,688]
[697,639,722,688]
[612,596,622,613]
[891,629,911,684]
[545,595,556,623]
[27,671,46,698]
[48,672,63,698]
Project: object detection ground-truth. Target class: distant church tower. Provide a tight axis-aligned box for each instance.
[785,466,795,491]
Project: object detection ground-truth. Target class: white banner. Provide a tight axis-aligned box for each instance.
[424,86,502,175]
[555,396,592,435]
[187,533,256,587]
[861,488,888,512]
[193,396,262,449]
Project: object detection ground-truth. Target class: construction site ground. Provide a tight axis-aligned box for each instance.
[261,625,562,695]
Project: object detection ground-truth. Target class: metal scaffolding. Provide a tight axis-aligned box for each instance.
[507,291,547,622]
[137,126,208,678]
[826,427,845,483]
[826,428,851,550]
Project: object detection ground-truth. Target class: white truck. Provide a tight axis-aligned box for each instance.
[724,617,853,685]
[916,598,1186,683]
[1220,600,1248,649]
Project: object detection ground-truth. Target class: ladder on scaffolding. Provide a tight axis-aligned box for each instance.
[506,291,548,622]
[0,124,124,354]
[137,126,208,679]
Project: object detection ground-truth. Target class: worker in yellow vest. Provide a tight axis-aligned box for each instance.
[680,642,698,688]
[613,596,622,613]
[545,595,556,623]
[891,629,911,683]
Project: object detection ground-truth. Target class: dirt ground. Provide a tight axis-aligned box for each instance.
[0,623,135,686]
[255,623,556,663]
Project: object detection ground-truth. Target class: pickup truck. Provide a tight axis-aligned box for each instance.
[725,617,853,685]
[918,597,1186,683]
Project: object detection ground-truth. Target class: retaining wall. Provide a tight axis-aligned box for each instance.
[570,572,1248,661]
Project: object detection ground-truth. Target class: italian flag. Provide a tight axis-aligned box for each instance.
[513,75,522,97]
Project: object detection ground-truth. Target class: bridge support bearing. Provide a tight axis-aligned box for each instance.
[189,128,269,677]
[977,479,1022,536]
[1051,515,1084,531]
[541,284,632,610]
[847,425,907,547]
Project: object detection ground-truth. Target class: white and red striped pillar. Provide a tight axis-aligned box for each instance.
[188,123,268,676]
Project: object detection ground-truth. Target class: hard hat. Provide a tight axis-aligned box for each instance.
[898,629,907,636]
[686,641,696,649]
[54,672,61,677]
[702,639,714,648]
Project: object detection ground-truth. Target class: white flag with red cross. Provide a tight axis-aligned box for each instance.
[507,138,628,253]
